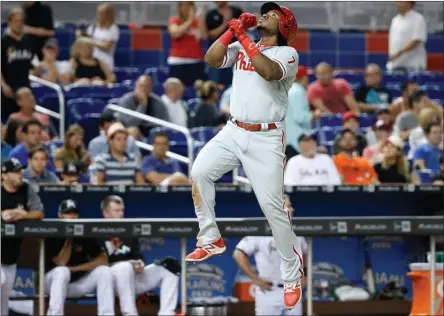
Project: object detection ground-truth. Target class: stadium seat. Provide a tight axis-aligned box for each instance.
[320,114,343,127]
[38,94,62,113]
[66,98,106,125]
[75,113,102,145]
[382,72,408,84]
[359,114,376,128]
[32,84,55,100]
[414,72,444,85]
[107,98,121,105]
[191,127,221,142]
[333,71,363,84]
[114,67,142,82]
[321,126,335,142]
[187,98,202,114]
[183,86,197,100]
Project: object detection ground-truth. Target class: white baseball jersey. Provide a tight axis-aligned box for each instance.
[219,41,299,123]
[236,236,308,283]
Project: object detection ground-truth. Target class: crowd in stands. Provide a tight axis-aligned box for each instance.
[1,1,443,189]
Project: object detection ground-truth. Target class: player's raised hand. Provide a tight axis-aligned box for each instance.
[239,13,257,29]
[227,19,245,37]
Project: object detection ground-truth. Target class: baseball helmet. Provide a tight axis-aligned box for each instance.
[261,2,298,47]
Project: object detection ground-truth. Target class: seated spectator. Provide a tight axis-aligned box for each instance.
[23,145,58,189]
[374,136,409,183]
[8,87,51,141]
[118,75,169,136]
[60,161,82,185]
[88,111,141,159]
[355,64,393,113]
[219,86,232,115]
[408,107,441,159]
[333,129,379,185]
[333,112,367,156]
[363,120,392,165]
[365,108,393,146]
[413,122,443,174]
[127,126,145,142]
[190,80,227,128]
[94,122,145,185]
[141,132,189,186]
[284,133,341,185]
[286,66,321,160]
[167,1,207,86]
[391,80,418,116]
[2,119,24,149]
[33,38,71,85]
[393,90,426,141]
[76,3,119,70]
[307,62,359,114]
[161,77,188,127]
[8,119,43,165]
[53,124,91,172]
[70,38,115,85]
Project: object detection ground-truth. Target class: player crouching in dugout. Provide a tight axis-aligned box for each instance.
[100,195,181,316]
[44,199,115,315]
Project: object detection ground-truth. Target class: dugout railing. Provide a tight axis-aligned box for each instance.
[2,216,442,315]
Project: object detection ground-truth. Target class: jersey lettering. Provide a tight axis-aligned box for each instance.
[235,51,255,72]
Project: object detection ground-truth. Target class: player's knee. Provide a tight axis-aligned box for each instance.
[190,163,205,182]
[51,266,71,282]
[113,261,134,278]
[94,265,113,279]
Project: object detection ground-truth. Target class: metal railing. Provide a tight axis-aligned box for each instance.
[105,104,194,174]
[29,75,65,138]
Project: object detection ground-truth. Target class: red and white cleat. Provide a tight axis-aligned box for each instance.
[185,238,226,262]
[284,282,302,309]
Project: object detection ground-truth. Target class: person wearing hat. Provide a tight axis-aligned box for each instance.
[33,38,72,85]
[94,122,145,185]
[333,111,368,156]
[99,195,180,315]
[363,119,392,165]
[284,133,341,186]
[88,110,141,159]
[44,199,114,315]
[60,161,82,185]
[1,158,44,316]
[373,136,409,183]
[365,108,393,146]
[285,65,322,160]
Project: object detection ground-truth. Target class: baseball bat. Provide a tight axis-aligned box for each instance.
[363,238,376,295]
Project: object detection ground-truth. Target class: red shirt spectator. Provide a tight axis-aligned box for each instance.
[307,62,358,114]
[169,17,203,60]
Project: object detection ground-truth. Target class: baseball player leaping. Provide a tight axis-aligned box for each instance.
[185,2,304,309]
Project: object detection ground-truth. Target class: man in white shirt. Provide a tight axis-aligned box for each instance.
[284,133,341,186]
[387,1,427,72]
[161,77,188,127]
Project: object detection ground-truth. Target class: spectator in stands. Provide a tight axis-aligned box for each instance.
[387,1,427,72]
[8,119,42,165]
[33,38,71,85]
[89,111,141,159]
[365,108,393,146]
[355,64,393,113]
[167,1,207,86]
[2,119,24,148]
[393,90,426,141]
[70,39,116,85]
[413,122,443,174]
[205,2,242,86]
[1,8,34,121]
[127,126,145,142]
[392,80,418,116]
[94,122,145,185]
[53,124,91,172]
[190,80,227,128]
[286,66,321,160]
[60,161,82,185]
[333,129,379,185]
[22,1,55,61]
[7,87,51,141]
[118,75,169,136]
[374,136,409,183]
[408,107,441,159]
[141,132,190,186]
[23,145,58,188]
[1,125,13,162]
[161,77,188,127]
[219,85,232,115]
[333,112,367,156]
[307,62,359,114]
[363,119,392,165]
[284,133,341,185]
[76,3,119,70]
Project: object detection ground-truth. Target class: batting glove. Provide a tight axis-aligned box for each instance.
[227,19,247,39]
[239,13,257,29]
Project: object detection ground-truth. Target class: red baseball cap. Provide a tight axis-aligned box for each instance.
[296,66,308,80]
[342,111,358,122]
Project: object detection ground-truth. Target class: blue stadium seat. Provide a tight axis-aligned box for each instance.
[416,169,434,184]
[75,113,102,145]
[333,126,343,135]
[66,98,106,125]
[386,82,402,91]
[183,86,197,100]
[414,72,444,85]
[114,67,142,82]
[107,98,120,105]
[32,83,55,100]
[38,94,61,113]
[187,98,202,114]
[321,126,335,142]
[333,71,362,84]
[320,114,343,127]
[426,90,444,100]
[382,72,408,84]
[359,114,376,128]
[191,127,221,142]
[422,83,444,92]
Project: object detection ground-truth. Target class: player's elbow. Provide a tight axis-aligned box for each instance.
[204,52,223,68]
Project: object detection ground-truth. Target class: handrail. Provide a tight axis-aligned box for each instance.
[35,105,62,120]
[29,75,65,138]
[135,141,190,164]
[105,104,194,174]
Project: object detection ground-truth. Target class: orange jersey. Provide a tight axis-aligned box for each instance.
[333,153,378,185]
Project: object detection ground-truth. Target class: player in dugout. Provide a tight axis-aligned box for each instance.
[44,199,115,315]
[100,195,181,316]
